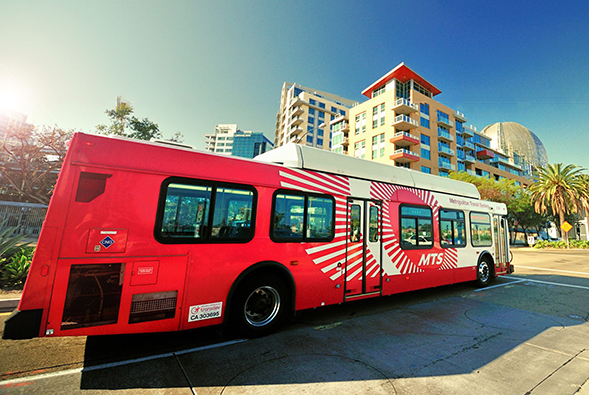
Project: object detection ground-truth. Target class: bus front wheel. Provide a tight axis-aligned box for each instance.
[231,274,290,337]
[475,258,493,287]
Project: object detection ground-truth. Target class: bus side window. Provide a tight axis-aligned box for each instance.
[273,194,305,240]
[440,209,466,248]
[470,212,492,247]
[161,183,212,238]
[210,188,254,241]
[400,205,433,249]
[272,191,334,242]
[157,179,256,243]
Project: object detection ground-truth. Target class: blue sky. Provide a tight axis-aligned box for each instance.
[1,0,588,169]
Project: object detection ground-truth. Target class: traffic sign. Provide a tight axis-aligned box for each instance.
[561,221,573,233]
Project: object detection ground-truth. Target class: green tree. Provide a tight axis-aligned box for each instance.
[528,163,587,244]
[96,99,163,141]
[0,125,73,204]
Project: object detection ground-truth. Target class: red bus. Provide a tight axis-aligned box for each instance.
[3,132,513,339]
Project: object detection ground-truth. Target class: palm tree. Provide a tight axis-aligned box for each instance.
[528,163,586,244]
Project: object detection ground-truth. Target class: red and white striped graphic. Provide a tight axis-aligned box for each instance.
[278,169,350,281]
[370,182,458,275]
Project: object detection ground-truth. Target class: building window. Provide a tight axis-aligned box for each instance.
[440,209,466,247]
[400,205,433,249]
[318,111,325,119]
[373,85,385,98]
[309,108,316,116]
[354,140,366,158]
[421,166,431,174]
[372,133,385,159]
[318,102,325,109]
[309,99,316,106]
[420,117,430,128]
[372,103,385,129]
[355,112,366,135]
[420,103,429,116]
[308,116,315,124]
[421,148,430,160]
[470,212,492,247]
[421,134,430,146]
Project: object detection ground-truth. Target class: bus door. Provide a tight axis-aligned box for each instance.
[493,215,510,274]
[345,199,382,299]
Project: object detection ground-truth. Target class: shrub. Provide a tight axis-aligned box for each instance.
[533,239,589,249]
[1,247,35,287]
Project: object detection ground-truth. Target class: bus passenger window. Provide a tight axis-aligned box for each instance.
[210,188,254,241]
[470,212,492,247]
[161,184,211,238]
[349,204,361,242]
[440,209,466,247]
[273,194,305,240]
[400,205,433,248]
[271,191,335,242]
[307,196,333,240]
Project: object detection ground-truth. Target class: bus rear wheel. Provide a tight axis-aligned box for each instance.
[475,258,493,287]
[231,275,289,337]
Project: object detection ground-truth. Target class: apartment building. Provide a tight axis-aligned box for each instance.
[275,82,356,150]
[343,63,530,186]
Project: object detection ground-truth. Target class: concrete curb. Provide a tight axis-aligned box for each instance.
[0,298,20,312]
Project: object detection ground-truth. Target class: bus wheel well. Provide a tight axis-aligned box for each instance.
[225,261,295,326]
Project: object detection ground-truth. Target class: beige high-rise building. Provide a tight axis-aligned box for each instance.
[342,63,530,186]
[275,82,356,150]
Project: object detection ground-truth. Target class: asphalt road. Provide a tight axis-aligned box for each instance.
[1,248,588,394]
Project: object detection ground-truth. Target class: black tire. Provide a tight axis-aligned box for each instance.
[231,274,290,338]
[475,257,493,287]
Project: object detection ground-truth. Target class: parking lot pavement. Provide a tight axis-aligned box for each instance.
[2,290,588,395]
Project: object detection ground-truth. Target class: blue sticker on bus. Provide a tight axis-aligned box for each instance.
[100,236,115,249]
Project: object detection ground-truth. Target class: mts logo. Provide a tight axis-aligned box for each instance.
[419,253,444,266]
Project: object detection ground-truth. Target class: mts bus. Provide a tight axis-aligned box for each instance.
[3,133,513,339]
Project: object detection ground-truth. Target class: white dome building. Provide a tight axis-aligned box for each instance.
[481,122,548,177]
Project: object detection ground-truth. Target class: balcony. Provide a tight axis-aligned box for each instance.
[332,120,350,132]
[464,141,476,151]
[466,169,475,176]
[391,98,419,115]
[390,131,419,148]
[290,106,303,116]
[476,149,495,160]
[290,116,303,126]
[438,145,455,157]
[439,160,455,171]
[464,153,476,163]
[391,114,418,130]
[437,116,453,129]
[454,111,467,123]
[462,126,475,138]
[437,128,454,143]
[390,148,420,163]
[290,125,304,136]
[290,96,304,108]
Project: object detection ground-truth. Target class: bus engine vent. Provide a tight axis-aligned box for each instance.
[129,291,177,324]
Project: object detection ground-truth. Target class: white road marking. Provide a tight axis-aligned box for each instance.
[504,275,589,291]
[0,339,247,385]
[516,265,589,277]
[474,279,527,292]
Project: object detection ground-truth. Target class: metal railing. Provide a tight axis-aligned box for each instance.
[0,201,47,236]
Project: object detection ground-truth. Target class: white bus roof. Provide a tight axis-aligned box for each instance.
[255,143,481,199]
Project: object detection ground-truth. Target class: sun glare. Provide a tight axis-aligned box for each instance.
[0,78,26,113]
